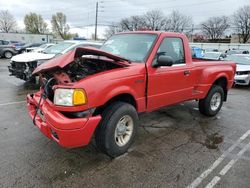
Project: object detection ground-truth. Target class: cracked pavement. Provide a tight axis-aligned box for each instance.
[0,59,250,188]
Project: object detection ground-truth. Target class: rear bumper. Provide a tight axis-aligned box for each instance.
[27,94,101,148]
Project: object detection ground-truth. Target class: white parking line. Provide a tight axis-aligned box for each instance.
[219,141,250,176]
[0,101,26,106]
[204,141,250,188]
[187,129,250,188]
[219,159,237,176]
[204,176,221,188]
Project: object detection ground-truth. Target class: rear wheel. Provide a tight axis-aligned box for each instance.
[95,102,138,158]
[4,51,13,59]
[199,85,224,116]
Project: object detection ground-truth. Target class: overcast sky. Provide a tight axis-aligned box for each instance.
[0,0,249,38]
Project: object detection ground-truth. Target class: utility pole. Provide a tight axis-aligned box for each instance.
[94,2,98,40]
[190,24,194,42]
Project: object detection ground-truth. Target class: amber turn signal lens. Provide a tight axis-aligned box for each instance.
[73,89,87,105]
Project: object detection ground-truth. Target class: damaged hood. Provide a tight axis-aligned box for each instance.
[11,52,55,62]
[33,47,130,75]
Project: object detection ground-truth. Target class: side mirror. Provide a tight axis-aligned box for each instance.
[154,55,173,67]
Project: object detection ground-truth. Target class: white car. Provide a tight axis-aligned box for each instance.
[8,40,102,82]
[202,52,225,60]
[225,54,250,86]
[26,43,55,53]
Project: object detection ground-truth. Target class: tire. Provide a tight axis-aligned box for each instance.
[95,102,139,158]
[199,85,224,117]
[4,51,13,59]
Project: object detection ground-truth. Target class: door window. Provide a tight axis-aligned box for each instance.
[156,37,185,65]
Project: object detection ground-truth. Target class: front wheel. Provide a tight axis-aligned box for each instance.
[95,102,139,158]
[199,85,224,116]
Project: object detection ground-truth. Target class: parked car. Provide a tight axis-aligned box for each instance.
[224,54,250,85]
[204,48,219,52]
[8,40,102,82]
[26,43,55,53]
[26,31,236,157]
[9,41,26,47]
[226,49,249,55]
[0,40,19,58]
[15,42,46,54]
[0,40,25,47]
[202,52,226,60]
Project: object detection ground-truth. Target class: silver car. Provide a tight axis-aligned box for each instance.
[225,54,250,86]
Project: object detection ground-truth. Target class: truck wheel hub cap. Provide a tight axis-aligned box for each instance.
[115,115,134,147]
[210,92,221,111]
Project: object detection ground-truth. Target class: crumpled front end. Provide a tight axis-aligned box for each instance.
[8,61,37,81]
[27,92,101,148]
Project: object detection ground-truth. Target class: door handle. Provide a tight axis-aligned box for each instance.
[184,70,190,76]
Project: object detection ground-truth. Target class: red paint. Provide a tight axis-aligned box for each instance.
[27,31,236,148]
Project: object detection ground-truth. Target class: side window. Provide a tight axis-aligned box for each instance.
[156,37,185,65]
[3,40,9,45]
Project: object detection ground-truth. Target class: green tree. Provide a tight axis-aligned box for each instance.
[24,13,48,34]
[51,12,71,39]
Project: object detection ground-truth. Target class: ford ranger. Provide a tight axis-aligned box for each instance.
[27,31,236,157]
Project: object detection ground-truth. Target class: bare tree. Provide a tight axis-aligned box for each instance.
[164,10,193,33]
[24,13,48,34]
[104,25,121,39]
[51,12,71,39]
[232,5,250,43]
[0,10,17,33]
[104,9,193,38]
[119,15,146,31]
[201,16,230,40]
[144,10,165,31]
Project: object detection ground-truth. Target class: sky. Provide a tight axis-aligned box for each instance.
[0,0,249,38]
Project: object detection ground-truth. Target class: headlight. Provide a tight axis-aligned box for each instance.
[54,88,87,106]
[37,59,47,66]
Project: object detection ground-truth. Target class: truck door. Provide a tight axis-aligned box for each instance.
[147,37,194,111]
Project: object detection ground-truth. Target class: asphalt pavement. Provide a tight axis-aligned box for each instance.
[0,58,250,188]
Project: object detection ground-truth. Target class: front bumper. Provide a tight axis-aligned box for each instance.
[8,61,37,81]
[234,74,250,86]
[27,93,101,148]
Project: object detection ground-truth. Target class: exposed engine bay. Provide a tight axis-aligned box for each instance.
[40,56,124,100]
[41,57,124,84]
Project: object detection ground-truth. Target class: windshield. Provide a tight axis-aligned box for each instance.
[203,53,221,59]
[43,42,74,54]
[225,55,250,65]
[100,34,157,62]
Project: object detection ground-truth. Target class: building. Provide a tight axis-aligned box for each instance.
[230,34,250,43]
[0,32,54,43]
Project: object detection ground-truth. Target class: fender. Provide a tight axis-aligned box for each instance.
[100,85,147,112]
[200,66,232,85]
[196,66,233,98]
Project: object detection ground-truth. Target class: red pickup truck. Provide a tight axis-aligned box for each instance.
[27,31,236,157]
